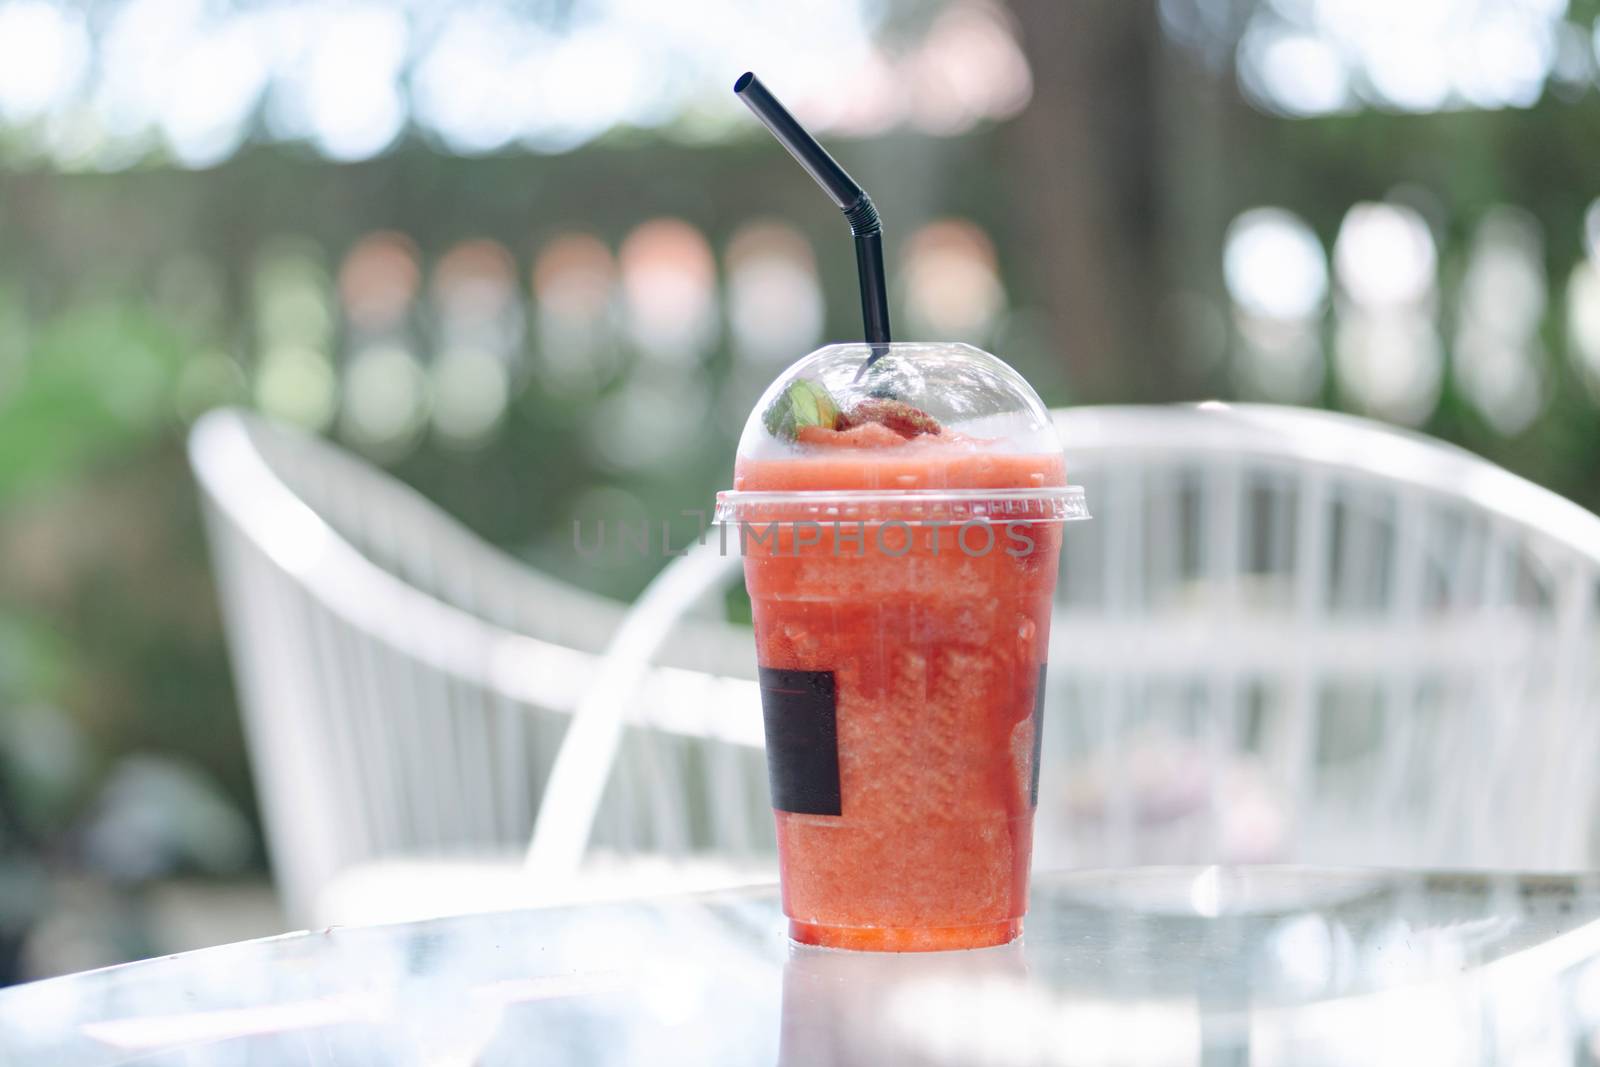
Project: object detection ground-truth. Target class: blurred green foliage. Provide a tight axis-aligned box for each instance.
[0,298,185,498]
[0,286,254,979]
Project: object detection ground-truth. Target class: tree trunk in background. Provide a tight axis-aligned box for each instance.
[1006,0,1225,403]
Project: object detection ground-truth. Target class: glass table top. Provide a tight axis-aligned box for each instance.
[5,866,1600,1065]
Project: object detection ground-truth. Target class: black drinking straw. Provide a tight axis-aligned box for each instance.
[735,72,892,356]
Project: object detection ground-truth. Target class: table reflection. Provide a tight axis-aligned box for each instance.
[775,868,1600,1066]
[779,940,1032,1066]
[4,868,1600,1065]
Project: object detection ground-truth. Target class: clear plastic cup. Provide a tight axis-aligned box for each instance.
[716,342,1088,951]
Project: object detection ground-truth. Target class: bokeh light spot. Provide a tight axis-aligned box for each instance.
[534,233,621,396]
[619,219,717,364]
[1224,208,1328,319]
[341,344,428,454]
[432,347,509,449]
[902,219,1005,342]
[0,2,90,124]
[256,345,336,430]
[1334,203,1437,310]
[339,232,421,335]
[725,221,822,365]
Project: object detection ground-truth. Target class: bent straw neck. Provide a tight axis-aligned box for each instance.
[735,72,892,350]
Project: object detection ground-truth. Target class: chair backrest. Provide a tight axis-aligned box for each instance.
[1042,403,1600,871]
[189,410,768,923]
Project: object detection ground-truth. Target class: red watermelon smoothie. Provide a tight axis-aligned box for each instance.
[718,342,1086,952]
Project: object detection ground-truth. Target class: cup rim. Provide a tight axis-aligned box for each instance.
[713,485,1090,524]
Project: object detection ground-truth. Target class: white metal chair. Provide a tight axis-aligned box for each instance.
[189,410,770,925]
[194,403,1600,928]
[1042,403,1600,872]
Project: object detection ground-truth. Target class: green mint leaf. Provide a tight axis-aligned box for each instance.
[762,378,840,441]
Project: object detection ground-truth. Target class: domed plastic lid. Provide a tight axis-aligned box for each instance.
[719,342,1088,524]
[734,342,1062,460]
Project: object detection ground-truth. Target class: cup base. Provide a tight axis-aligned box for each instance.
[789,917,1021,953]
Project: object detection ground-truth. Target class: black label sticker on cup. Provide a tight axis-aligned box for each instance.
[1030,664,1047,808]
[757,667,842,816]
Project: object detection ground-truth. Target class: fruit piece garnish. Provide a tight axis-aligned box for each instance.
[839,398,942,439]
[763,378,841,441]
[796,422,909,449]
